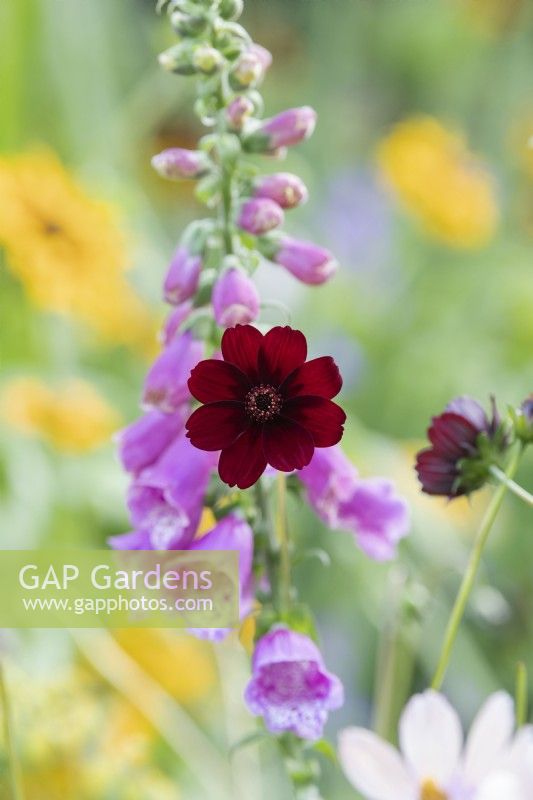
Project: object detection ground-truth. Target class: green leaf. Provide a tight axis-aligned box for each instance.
[311,738,337,764]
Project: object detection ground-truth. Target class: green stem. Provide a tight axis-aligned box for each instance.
[220,167,234,255]
[255,479,281,611]
[431,444,524,690]
[373,571,419,743]
[515,661,528,727]
[0,664,24,800]
[276,474,291,615]
[489,465,533,507]
[216,68,235,256]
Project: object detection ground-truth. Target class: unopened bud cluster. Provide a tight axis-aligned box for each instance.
[152,0,338,343]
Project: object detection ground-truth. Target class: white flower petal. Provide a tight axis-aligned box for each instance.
[507,725,533,767]
[463,691,515,784]
[505,726,533,794]
[338,727,416,800]
[399,690,463,784]
[475,770,525,800]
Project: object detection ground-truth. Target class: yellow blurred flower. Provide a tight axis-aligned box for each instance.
[0,150,155,350]
[377,116,498,248]
[239,612,257,655]
[6,663,180,799]
[196,507,218,537]
[1,376,119,452]
[114,630,216,704]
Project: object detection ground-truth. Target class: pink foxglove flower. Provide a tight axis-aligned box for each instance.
[245,627,343,740]
[272,236,338,285]
[212,266,260,327]
[142,331,203,413]
[226,95,255,131]
[151,148,210,180]
[339,690,533,800]
[237,197,284,235]
[230,44,272,88]
[338,478,410,561]
[163,246,202,305]
[110,434,215,550]
[125,484,194,550]
[159,301,193,346]
[253,172,308,209]
[299,446,410,561]
[244,106,317,152]
[189,512,254,641]
[115,408,186,474]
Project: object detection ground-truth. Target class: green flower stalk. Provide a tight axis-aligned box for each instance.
[415,395,533,689]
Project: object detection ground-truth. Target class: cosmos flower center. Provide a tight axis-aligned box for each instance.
[420,780,447,800]
[245,384,282,422]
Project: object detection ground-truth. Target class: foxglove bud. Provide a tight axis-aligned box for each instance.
[237,198,284,235]
[263,235,337,285]
[243,106,317,153]
[158,42,197,75]
[163,247,202,304]
[151,148,211,180]
[212,263,260,327]
[226,96,255,131]
[253,172,308,209]
[170,9,208,36]
[219,0,243,20]
[230,44,272,89]
[192,45,224,75]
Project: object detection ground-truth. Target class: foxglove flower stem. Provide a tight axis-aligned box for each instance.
[276,474,292,615]
[254,478,284,613]
[220,157,235,255]
[432,442,525,690]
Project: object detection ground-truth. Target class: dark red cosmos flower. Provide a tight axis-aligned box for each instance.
[185,325,346,489]
[416,396,507,498]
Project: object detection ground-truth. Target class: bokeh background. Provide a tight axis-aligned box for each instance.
[1,0,532,797]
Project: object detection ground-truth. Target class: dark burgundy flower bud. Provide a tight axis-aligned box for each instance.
[415,396,509,498]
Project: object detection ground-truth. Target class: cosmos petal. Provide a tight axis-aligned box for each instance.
[258,326,307,386]
[399,690,463,785]
[219,427,267,489]
[188,359,252,404]
[186,402,248,451]
[221,325,263,380]
[428,412,479,457]
[415,450,459,495]
[283,396,346,447]
[263,417,314,471]
[463,692,515,785]
[282,356,342,400]
[338,728,416,800]
[446,396,488,430]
